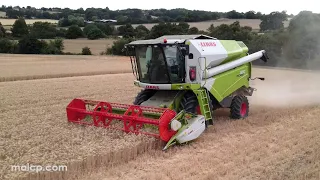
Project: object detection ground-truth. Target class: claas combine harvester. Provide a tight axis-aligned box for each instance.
[66,35,268,150]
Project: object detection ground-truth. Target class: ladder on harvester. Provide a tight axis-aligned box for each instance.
[195,89,213,126]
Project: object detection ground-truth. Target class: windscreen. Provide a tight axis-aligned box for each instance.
[135,45,184,84]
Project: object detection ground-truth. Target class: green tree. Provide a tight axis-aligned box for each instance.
[148,22,172,39]
[248,33,286,67]
[259,11,288,31]
[58,18,70,27]
[95,23,115,36]
[188,27,199,34]
[207,24,215,33]
[87,28,104,40]
[177,22,190,34]
[0,38,17,53]
[282,11,320,69]
[68,15,85,27]
[226,10,245,19]
[17,36,47,54]
[42,39,65,54]
[82,46,92,55]
[106,38,134,55]
[83,24,99,36]
[134,25,149,39]
[208,21,255,43]
[66,25,83,39]
[0,22,5,37]
[244,11,262,19]
[58,15,85,27]
[30,22,57,39]
[147,22,191,39]
[56,28,67,38]
[117,24,135,38]
[11,18,29,37]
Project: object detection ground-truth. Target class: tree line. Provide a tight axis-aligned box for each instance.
[1,11,319,70]
[0,11,288,40]
[0,5,293,26]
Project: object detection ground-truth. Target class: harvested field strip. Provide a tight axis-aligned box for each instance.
[0,70,132,82]
[0,54,132,82]
[60,39,116,55]
[0,19,58,26]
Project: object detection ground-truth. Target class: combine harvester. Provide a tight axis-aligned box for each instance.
[66,35,268,150]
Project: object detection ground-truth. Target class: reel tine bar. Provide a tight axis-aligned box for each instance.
[66,98,175,138]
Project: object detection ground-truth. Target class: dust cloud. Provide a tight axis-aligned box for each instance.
[249,67,320,107]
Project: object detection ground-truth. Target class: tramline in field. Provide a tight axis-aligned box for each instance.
[66,34,268,150]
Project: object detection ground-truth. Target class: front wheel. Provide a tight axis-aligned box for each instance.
[179,91,201,114]
[133,89,156,105]
[180,91,214,127]
[230,95,249,119]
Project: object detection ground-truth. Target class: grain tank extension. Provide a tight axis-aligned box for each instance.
[66,35,268,150]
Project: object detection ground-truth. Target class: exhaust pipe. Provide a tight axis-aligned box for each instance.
[203,50,267,79]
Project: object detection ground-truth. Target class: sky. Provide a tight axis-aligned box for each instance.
[1,0,320,15]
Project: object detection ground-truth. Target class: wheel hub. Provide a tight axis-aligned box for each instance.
[240,103,247,117]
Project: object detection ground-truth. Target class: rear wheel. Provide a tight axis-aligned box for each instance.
[230,95,249,119]
[133,89,156,105]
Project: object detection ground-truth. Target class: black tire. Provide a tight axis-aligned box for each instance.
[230,95,249,119]
[133,89,156,105]
[179,91,199,114]
[180,91,214,127]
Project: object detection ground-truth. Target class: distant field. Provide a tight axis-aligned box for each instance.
[118,18,290,31]
[0,11,6,17]
[6,38,116,55]
[0,18,58,25]
[2,25,11,30]
[0,54,131,82]
[57,39,116,55]
[1,18,290,31]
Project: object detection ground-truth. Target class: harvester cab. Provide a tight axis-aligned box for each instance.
[66,34,268,150]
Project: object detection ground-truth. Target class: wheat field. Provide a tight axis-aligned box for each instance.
[0,56,319,180]
[0,11,6,18]
[0,54,131,82]
[56,39,116,55]
[0,19,58,25]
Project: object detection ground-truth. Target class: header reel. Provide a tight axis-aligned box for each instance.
[66,98,206,150]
